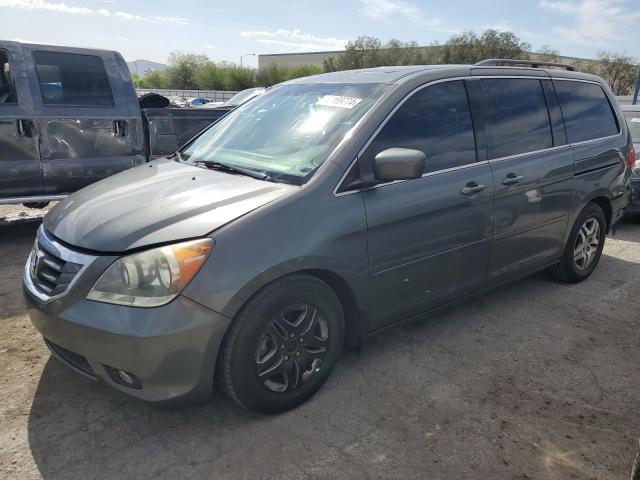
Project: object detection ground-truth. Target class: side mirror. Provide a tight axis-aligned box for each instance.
[374,148,426,182]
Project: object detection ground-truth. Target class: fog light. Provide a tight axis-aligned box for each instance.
[118,370,134,385]
[104,365,142,389]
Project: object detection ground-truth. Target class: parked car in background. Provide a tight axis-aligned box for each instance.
[621,104,640,218]
[0,41,228,207]
[200,87,265,109]
[24,60,632,414]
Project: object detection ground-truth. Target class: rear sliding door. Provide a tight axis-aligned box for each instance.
[468,77,575,280]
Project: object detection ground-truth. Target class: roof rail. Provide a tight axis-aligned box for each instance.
[474,59,577,72]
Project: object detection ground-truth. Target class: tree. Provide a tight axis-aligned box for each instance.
[255,64,290,87]
[323,30,530,72]
[384,39,438,65]
[224,66,255,90]
[139,69,168,89]
[131,73,143,88]
[255,64,324,87]
[439,29,531,64]
[593,52,638,95]
[323,36,384,71]
[165,51,209,90]
[322,36,437,71]
[534,46,561,63]
[194,62,226,90]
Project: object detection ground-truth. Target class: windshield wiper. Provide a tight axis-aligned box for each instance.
[193,160,274,182]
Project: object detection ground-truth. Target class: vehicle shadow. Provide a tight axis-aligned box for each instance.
[616,218,640,242]
[25,232,640,480]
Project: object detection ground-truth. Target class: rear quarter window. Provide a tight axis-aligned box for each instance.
[32,51,114,107]
[554,80,619,143]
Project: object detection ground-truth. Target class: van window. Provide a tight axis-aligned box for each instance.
[554,81,619,143]
[32,51,114,107]
[480,79,553,159]
[365,80,476,174]
[0,50,17,104]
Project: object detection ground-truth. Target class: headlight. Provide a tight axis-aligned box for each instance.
[87,238,213,307]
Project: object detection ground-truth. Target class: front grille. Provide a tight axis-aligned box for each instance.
[30,241,82,296]
[24,225,97,303]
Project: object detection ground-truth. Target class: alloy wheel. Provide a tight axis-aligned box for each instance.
[574,217,600,270]
[255,304,329,393]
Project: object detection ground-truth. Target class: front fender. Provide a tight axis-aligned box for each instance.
[181,186,370,322]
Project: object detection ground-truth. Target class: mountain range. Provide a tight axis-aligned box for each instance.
[126,59,167,76]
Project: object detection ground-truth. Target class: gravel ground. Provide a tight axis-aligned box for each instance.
[0,205,639,480]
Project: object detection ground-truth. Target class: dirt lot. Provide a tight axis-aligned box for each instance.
[0,205,639,480]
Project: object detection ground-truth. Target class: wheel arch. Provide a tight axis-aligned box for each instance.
[588,195,613,232]
[221,266,368,350]
[302,268,367,349]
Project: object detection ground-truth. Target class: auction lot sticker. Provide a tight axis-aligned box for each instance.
[316,95,362,109]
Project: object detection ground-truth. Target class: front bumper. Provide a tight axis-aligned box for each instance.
[627,178,640,215]
[24,289,232,405]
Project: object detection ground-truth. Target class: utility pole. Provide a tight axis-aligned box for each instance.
[633,64,640,105]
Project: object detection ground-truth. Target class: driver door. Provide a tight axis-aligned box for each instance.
[360,80,495,330]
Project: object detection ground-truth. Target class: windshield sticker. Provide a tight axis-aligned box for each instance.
[316,95,362,109]
[630,117,640,123]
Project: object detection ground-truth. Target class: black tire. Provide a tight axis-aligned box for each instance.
[632,440,640,480]
[550,202,606,283]
[219,274,345,414]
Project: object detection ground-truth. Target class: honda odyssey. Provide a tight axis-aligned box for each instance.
[24,60,634,413]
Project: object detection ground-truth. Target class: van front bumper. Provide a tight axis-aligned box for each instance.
[24,289,232,406]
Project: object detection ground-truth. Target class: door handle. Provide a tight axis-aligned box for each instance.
[502,173,524,186]
[460,181,487,195]
[16,119,34,138]
[113,120,127,137]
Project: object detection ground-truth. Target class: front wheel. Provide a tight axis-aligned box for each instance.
[219,274,345,414]
[550,202,606,283]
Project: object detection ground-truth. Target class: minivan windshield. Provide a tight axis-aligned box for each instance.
[624,111,640,143]
[181,83,388,185]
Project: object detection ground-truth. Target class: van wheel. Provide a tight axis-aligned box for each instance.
[550,203,606,283]
[219,274,344,414]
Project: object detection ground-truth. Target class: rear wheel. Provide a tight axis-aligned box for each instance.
[219,274,344,414]
[550,202,606,283]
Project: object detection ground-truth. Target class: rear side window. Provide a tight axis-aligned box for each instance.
[366,80,476,174]
[32,51,114,107]
[0,49,17,104]
[480,79,553,159]
[554,80,619,143]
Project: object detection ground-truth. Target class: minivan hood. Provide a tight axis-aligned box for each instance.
[44,159,295,252]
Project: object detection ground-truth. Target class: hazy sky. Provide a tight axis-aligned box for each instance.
[1,0,639,67]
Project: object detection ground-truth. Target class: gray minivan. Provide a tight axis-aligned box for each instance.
[23,60,634,413]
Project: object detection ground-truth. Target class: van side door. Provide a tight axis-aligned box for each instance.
[468,76,574,281]
[358,80,494,330]
[24,46,144,195]
[0,43,43,199]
